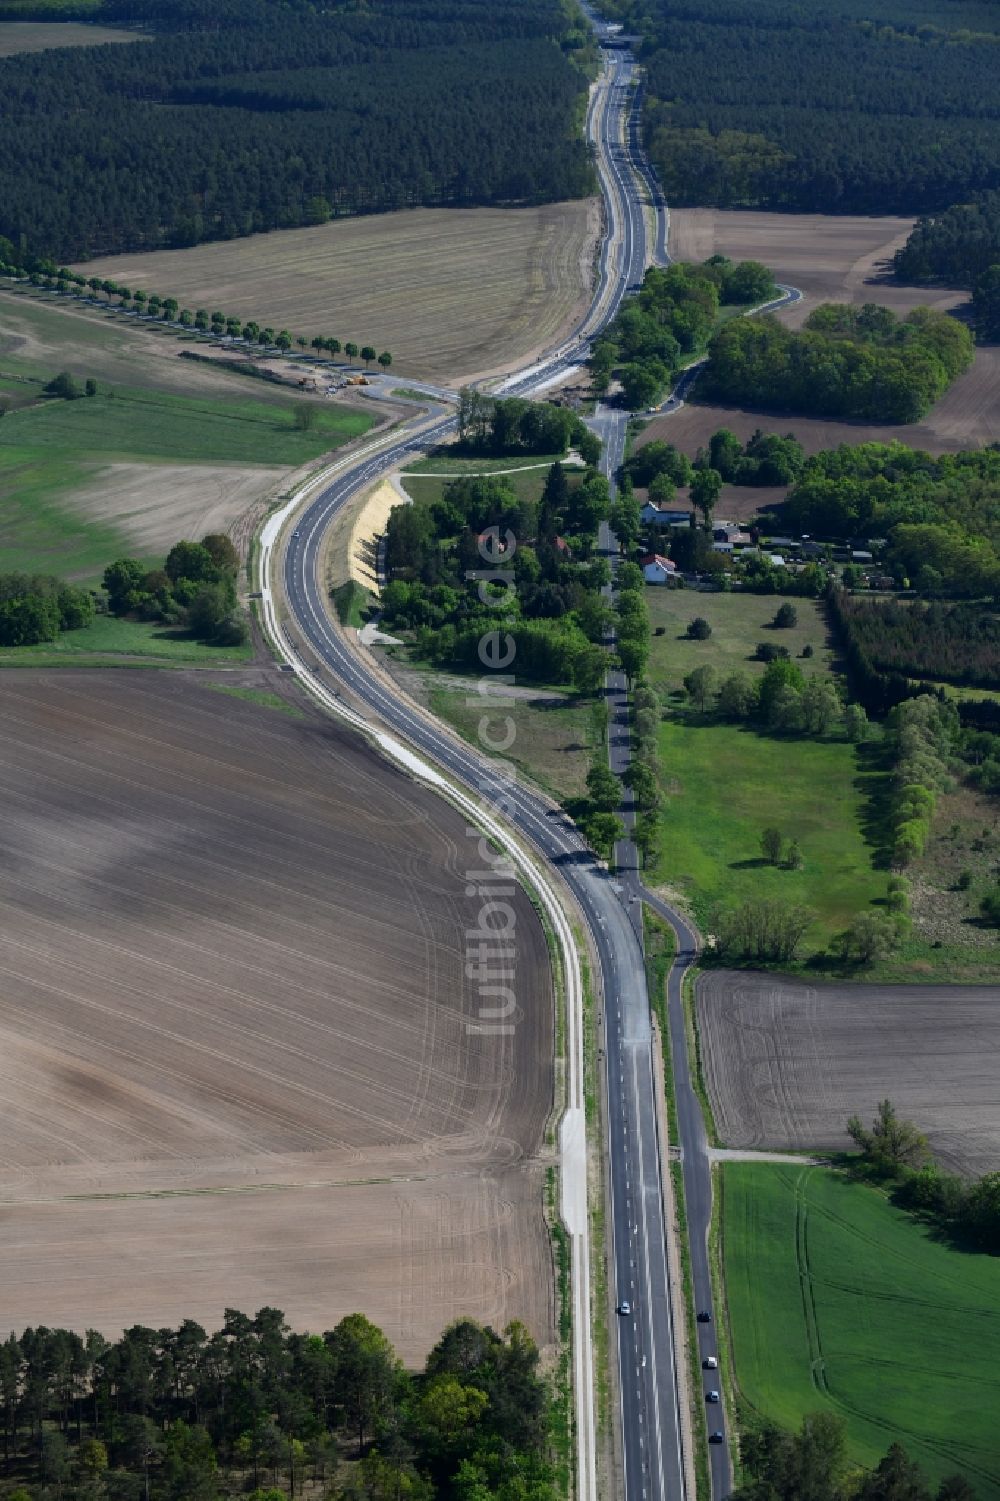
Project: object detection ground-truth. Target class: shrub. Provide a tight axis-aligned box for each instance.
[773,601,798,628]
[717,899,813,962]
[43,370,80,399]
[686,616,711,640]
[979,886,1000,926]
[760,827,783,865]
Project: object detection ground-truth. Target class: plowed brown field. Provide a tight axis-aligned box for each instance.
[698,970,1000,1176]
[0,671,554,1356]
[77,200,599,384]
[645,208,998,466]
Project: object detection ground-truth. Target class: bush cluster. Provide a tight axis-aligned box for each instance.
[695,426,805,486]
[850,1098,1000,1257]
[692,657,846,739]
[103,534,247,646]
[456,391,599,464]
[0,572,95,647]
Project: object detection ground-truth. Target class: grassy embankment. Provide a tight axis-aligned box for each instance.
[0,616,253,668]
[399,450,582,508]
[722,1162,1000,1499]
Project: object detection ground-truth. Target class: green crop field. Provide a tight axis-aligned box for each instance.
[646,589,833,698]
[653,717,883,948]
[0,383,369,468]
[722,1163,1000,1497]
[0,378,371,582]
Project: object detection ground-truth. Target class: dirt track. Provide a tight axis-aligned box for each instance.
[0,671,554,1356]
[697,970,1000,1176]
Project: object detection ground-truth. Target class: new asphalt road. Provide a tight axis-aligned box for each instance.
[278,35,734,1501]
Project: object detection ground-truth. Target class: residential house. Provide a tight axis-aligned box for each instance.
[641,553,678,584]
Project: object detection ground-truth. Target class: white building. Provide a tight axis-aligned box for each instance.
[641,553,678,585]
[641,502,692,528]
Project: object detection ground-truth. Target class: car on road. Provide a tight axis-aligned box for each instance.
[702,1356,718,1369]
[697,1310,712,1322]
[292,529,300,538]
[617,1300,631,1316]
[709,1431,724,1444]
[706,1391,720,1404]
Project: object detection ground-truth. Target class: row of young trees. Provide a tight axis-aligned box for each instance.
[1,257,392,370]
[103,534,247,646]
[0,0,595,260]
[0,1309,556,1500]
[701,304,974,424]
[884,695,958,869]
[589,258,776,408]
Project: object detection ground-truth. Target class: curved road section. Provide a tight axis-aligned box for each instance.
[268,36,750,1501]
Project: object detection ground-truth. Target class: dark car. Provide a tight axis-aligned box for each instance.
[709,1431,724,1445]
[697,1310,712,1323]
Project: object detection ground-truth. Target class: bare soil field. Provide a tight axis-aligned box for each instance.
[77,201,600,384]
[668,209,945,327]
[74,460,284,558]
[0,20,143,54]
[647,208,998,468]
[698,970,1000,1176]
[0,671,554,1357]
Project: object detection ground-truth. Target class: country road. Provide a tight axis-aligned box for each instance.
[262,19,785,1501]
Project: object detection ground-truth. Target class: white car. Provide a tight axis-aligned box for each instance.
[618,1300,631,1316]
[703,1356,718,1370]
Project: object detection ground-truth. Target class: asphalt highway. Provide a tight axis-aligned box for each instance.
[278,37,733,1501]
